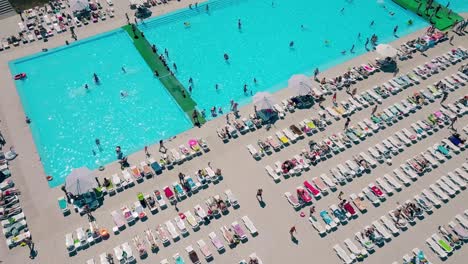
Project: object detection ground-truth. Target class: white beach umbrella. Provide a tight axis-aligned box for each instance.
[288,74,313,96]
[253,92,276,110]
[70,0,89,12]
[65,167,97,195]
[375,44,398,58]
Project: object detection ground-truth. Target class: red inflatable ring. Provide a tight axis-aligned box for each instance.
[46,175,53,181]
[14,73,27,80]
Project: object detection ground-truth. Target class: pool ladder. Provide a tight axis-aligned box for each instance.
[141,0,248,28]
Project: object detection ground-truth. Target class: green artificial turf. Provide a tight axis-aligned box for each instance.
[392,0,463,30]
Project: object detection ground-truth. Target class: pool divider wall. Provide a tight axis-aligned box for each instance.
[392,0,463,30]
[122,24,205,125]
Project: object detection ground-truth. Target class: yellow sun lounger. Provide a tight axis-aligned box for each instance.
[276,131,289,144]
[304,119,316,129]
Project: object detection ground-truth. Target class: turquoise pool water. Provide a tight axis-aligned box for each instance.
[438,0,468,12]
[10,30,192,187]
[140,0,434,119]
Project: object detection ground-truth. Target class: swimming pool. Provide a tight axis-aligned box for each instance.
[10,30,192,187]
[140,0,436,119]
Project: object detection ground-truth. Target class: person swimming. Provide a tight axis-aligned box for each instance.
[93,73,100,83]
[184,22,190,27]
[243,84,248,94]
[215,83,219,90]
[238,19,242,30]
[120,90,128,97]
[121,67,126,73]
[289,41,294,48]
[253,78,257,85]
[350,44,355,53]
[224,53,229,61]
[370,20,375,26]
[84,84,89,90]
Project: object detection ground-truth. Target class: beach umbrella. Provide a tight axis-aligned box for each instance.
[253,92,276,110]
[70,0,89,12]
[375,44,398,58]
[288,74,313,96]
[65,167,97,196]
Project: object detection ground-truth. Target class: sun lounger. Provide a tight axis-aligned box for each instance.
[447,172,466,189]
[164,220,179,240]
[312,177,329,194]
[429,184,449,202]
[247,144,260,159]
[432,233,453,253]
[320,173,336,190]
[275,131,289,145]
[140,161,153,178]
[376,178,393,195]
[113,245,124,262]
[76,227,87,248]
[122,170,134,187]
[65,233,75,253]
[121,206,134,223]
[296,186,312,204]
[304,180,321,198]
[455,214,468,229]
[111,210,125,232]
[380,215,399,236]
[359,152,377,167]
[384,174,402,191]
[133,201,147,219]
[330,204,347,223]
[241,215,258,235]
[349,193,366,212]
[225,189,239,207]
[283,128,298,142]
[183,211,199,230]
[265,165,280,182]
[2,219,28,238]
[440,175,460,193]
[130,166,143,182]
[426,236,447,259]
[112,174,123,192]
[232,221,247,240]
[372,221,391,241]
[284,192,301,209]
[208,231,224,251]
[121,242,135,263]
[163,186,176,204]
[320,210,337,229]
[363,188,379,205]
[249,253,263,264]
[400,164,418,180]
[194,204,208,222]
[455,168,468,182]
[436,180,456,197]
[344,238,367,258]
[422,189,441,207]
[309,216,327,235]
[333,244,354,264]
[173,182,187,200]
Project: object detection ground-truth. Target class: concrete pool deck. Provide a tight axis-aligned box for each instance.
[0,1,467,264]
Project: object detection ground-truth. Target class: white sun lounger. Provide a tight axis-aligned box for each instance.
[436,180,455,197]
[447,172,466,189]
[320,173,336,190]
[247,144,260,159]
[284,192,300,209]
[372,221,391,240]
[309,217,327,235]
[160,259,169,264]
[400,164,418,180]
[197,239,212,259]
[422,152,438,168]
[113,245,124,262]
[1,212,25,228]
[225,189,239,207]
[380,215,399,236]
[165,220,179,240]
[100,253,110,264]
[395,131,411,146]
[359,152,377,167]
[333,244,354,264]
[455,168,468,182]
[121,242,135,263]
[65,233,75,253]
[455,214,468,229]
[122,170,134,187]
[242,215,258,235]
[440,175,460,193]
[265,165,280,182]
[376,177,393,195]
[362,188,379,205]
[184,211,199,229]
[426,237,447,259]
[344,238,367,257]
[208,232,224,251]
[429,184,449,202]
[112,174,123,192]
[422,189,441,207]
[428,146,446,162]
[431,234,453,253]
[174,216,188,236]
[384,174,402,191]
[368,147,383,162]
[393,169,411,186]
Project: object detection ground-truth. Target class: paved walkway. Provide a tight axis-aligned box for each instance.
[0,2,467,264]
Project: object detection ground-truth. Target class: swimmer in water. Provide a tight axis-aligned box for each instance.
[189,77,193,83]
[238,19,242,30]
[289,41,294,48]
[254,78,257,85]
[93,73,100,83]
[120,90,128,97]
[189,85,192,93]
[370,20,375,26]
[350,44,355,53]
[243,84,248,94]
[84,84,89,90]
[215,84,219,91]
[340,7,344,13]
[341,50,347,55]
[121,67,126,73]
[224,53,229,61]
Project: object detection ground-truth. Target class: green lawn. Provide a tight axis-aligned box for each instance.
[392,0,463,30]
